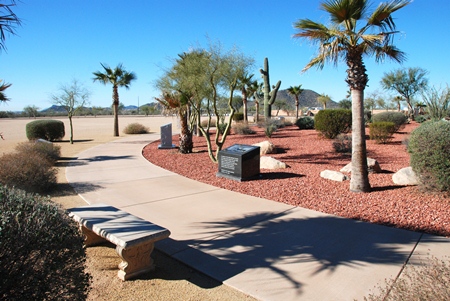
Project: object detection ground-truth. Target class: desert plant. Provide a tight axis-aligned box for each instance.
[123,122,149,134]
[263,120,278,138]
[233,123,256,135]
[0,185,91,300]
[369,121,396,144]
[364,256,450,301]
[314,109,352,139]
[15,141,61,165]
[332,134,352,153]
[422,85,450,121]
[372,111,408,132]
[415,115,428,123]
[217,122,229,135]
[232,112,244,122]
[26,119,65,141]
[408,120,450,193]
[295,117,314,130]
[0,151,57,193]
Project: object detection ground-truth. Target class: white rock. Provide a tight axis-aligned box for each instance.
[320,170,348,182]
[253,141,275,155]
[260,156,286,169]
[392,167,419,186]
[340,157,382,173]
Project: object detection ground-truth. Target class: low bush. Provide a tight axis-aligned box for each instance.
[0,151,57,193]
[15,141,61,165]
[123,123,149,134]
[217,122,229,135]
[26,119,65,141]
[295,117,314,130]
[369,121,396,144]
[314,109,352,139]
[372,111,408,132]
[0,185,91,300]
[332,134,352,153]
[233,123,256,135]
[364,256,450,301]
[408,120,450,193]
[232,112,244,122]
[415,115,429,123]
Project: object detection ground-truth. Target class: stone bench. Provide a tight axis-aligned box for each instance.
[68,203,170,281]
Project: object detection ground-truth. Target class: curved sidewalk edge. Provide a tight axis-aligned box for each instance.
[66,133,450,301]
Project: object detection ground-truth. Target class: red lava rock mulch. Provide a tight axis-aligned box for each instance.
[142,122,450,237]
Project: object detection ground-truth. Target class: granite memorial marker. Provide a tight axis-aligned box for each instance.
[158,123,176,149]
[217,144,260,181]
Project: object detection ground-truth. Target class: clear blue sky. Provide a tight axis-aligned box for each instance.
[2,0,449,111]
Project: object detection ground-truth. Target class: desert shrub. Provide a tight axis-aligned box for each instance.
[0,185,91,300]
[26,119,65,141]
[233,123,256,135]
[123,122,149,134]
[364,256,450,301]
[332,134,352,153]
[408,121,450,193]
[232,112,244,122]
[0,151,57,193]
[15,141,61,165]
[314,109,352,139]
[295,117,314,130]
[369,121,396,144]
[422,85,450,121]
[372,111,408,132]
[217,122,229,135]
[258,120,278,138]
[415,115,429,123]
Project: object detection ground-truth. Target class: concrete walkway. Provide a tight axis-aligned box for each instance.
[66,133,450,301]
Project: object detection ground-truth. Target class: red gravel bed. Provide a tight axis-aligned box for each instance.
[142,122,450,237]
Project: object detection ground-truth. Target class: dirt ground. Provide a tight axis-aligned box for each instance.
[0,115,256,300]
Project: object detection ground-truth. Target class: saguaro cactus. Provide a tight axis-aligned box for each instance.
[259,57,281,119]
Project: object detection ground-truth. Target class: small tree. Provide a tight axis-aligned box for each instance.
[317,93,331,109]
[381,67,428,119]
[23,105,39,118]
[287,84,304,119]
[51,79,90,144]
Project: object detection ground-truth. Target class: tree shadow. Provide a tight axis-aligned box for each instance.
[166,211,444,297]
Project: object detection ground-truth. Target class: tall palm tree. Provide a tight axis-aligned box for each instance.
[237,73,254,124]
[293,0,410,193]
[287,85,304,119]
[93,63,137,136]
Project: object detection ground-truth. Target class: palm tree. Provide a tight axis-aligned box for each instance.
[0,0,21,51]
[249,80,263,123]
[317,93,331,110]
[0,80,11,102]
[287,85,304,119]
[92,63,137,136]
[293,0,410,193]
[237,73,254,124]
[155,91,193,153]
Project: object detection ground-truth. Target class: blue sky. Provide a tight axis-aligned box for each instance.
[2,0,449,111]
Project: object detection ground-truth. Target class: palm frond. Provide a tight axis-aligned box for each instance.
[367,0,411,31]
[321,0,368,29]
[293,19,331,41]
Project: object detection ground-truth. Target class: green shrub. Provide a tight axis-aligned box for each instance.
[0,185,91,300]
[0,151,57,193]
[314,109,352,139]
[123,122,149,134]
[332,134,352,153]
[232,112,244,122]
[233,123,256,135]
[408,121,450,192]
[364,256,450,301]
[295,117,314,130]
[415,115,429,123]
[369,121,396,144]
[372,111,408,132]
[217,122,229,135]
[26,119,65,141]
[15,141,61,165]
[264,121,278,138]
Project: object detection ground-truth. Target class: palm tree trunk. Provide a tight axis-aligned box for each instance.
[179,112,193,154]
[295,98,299,119]
[350,89,371,192]
[113,85,119,137]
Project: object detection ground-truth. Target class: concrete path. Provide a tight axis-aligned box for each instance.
[66,133,450,301]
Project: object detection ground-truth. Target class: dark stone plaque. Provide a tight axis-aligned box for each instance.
[217,144,260,181]
[158,123,176,149]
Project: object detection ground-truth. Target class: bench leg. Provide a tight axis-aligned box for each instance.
[116,241,155,281]
[81,226,108,247]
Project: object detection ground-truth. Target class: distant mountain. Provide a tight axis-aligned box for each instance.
[41,105,66,113]
[123,105,138,110]
[276,89,338,109]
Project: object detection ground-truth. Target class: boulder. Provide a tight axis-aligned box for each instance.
[340,158,382,173]
[320,170,349,182]
[260,156,286,169]
[392,167,419,186]
[253,141,275,155]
